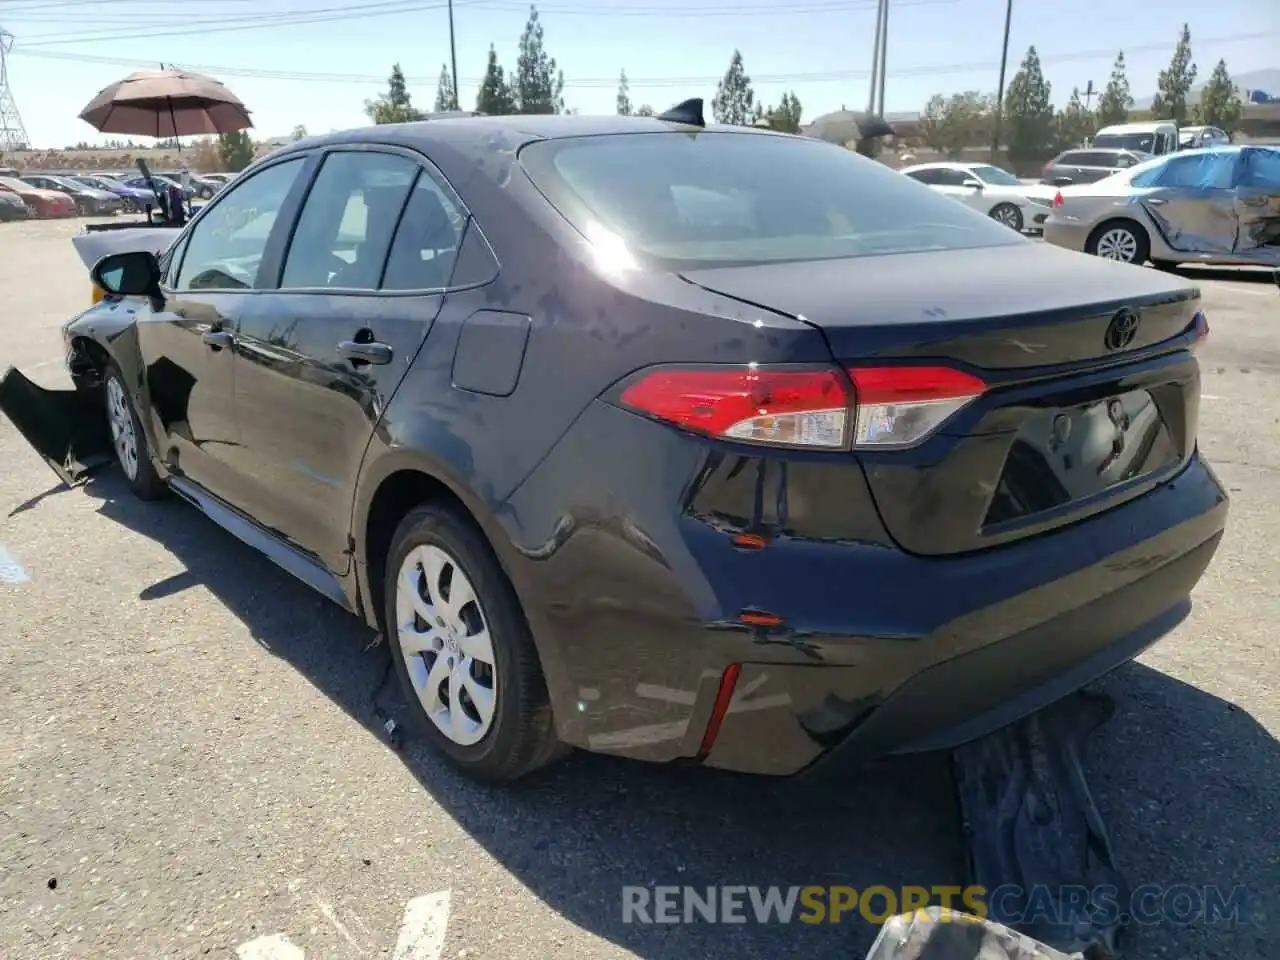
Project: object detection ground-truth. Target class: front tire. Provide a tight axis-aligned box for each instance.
[104,365,166,501]
[384,503,560,783]
[989,202,1024,232]
[1086,220,1149,265]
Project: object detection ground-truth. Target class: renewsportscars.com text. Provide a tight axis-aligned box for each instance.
[621,884,1246,926]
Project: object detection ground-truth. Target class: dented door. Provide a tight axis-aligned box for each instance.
[1234,147,1280,259]
[1139,151,1242,256]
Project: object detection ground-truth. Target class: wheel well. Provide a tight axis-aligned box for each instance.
[362,469,489,632]
[69,336,111,388]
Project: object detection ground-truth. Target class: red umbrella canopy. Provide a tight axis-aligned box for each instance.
[78,68,253,138]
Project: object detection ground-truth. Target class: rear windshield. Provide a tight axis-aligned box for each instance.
[1092,133,1157,153]
[519,132,1022,269]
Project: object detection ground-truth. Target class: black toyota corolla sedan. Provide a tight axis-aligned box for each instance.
[0,106,1227,783]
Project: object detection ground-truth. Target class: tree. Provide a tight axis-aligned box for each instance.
[1055,87,1096,150]
[290,125,308,141]
[920,94,950,153]
[616,70,633,116]
[1150,24,1197,124]
[761,91,803,133]
[434,64,459,112]
[636,104,655,117]
[934,91,991,158]
[1003,46,1055,163]
[217,131,255,172]
[513,5,564,114]
[475,45,517,115]
[1194,59,1243,137]
[365,64,422,124]
[711,50,755,125]
[1095,52,1133,127]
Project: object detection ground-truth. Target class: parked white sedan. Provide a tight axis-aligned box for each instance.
[900,161,1058,232]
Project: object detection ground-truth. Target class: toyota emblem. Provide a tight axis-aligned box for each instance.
[1105,308,1140,351]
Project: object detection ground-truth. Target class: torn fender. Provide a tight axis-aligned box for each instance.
[864,908,1072,960]
[0,367,113,487]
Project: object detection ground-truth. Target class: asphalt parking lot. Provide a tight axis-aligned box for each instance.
[1,217,1277,960]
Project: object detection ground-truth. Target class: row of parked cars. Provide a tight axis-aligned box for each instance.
[0,169,236,221]
[900,120,1278,269]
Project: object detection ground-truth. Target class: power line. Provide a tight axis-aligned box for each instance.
[11,31,1274,89]
[13,0,956,45]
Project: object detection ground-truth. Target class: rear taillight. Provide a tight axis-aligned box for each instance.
[619,366,850,448]
[1052,191,1065,208]
[848,365,986,447]
[618,363,986,450]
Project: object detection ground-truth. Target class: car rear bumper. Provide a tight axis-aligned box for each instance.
[499,401,1228,776]
[1042,217,1092,252]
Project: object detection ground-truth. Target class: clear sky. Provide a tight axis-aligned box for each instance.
[1,0,1276,147]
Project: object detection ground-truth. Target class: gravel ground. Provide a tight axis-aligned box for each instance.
[0,217,1276,960]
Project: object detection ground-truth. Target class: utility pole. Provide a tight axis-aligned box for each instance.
[866,0,884,113]
[0,26,31,151]
[990,0,1013,158]
[1083,79,1096,109]
[447,0,459,109]
[875,0,889,114]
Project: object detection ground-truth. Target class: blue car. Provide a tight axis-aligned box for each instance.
[72,175,153,213]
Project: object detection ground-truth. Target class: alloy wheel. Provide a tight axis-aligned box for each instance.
[106,376,139,481]
[395,544,498,746]
[992,205,1022,230]
[1095,228,1139,262]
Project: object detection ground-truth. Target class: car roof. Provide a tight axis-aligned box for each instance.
[1095,121,1177,134]
[277,114,786,160]
[899,161,982,171]
[1058,147,1140,157]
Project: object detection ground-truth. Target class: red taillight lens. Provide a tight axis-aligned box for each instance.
[619,366,851,448]
[619,363,987,450]
[1052,191,1064,208]
[847,365,986,448]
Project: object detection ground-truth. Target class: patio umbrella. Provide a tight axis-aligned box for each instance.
[78,68,253,139]
[802,110,895,146]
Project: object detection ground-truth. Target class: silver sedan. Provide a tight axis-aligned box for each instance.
[1043,145,1280,268]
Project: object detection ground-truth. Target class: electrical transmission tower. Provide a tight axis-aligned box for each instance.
[0,26,31,151]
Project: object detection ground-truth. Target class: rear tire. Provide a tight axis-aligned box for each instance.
[989,202,1024,232]
[104,364,166,501]
[384,503,561,783]
[1085,220,1149,265]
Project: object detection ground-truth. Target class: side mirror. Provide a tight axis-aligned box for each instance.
[91,250,162,300]
[961,178,984,189]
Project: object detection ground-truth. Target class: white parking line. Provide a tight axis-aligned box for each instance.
[392,891,452,960]
[236,934,305,960]
[232,891,452,960]
[0,544,30,584]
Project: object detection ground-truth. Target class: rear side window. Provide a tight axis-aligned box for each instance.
[381,171,466,290]
[281,151,419,290]
[520,132,1021,269]
[904,169,939,184]
[1155,153,1237,189]
[1241,149,1280,188]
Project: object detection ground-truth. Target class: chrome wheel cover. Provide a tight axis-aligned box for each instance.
[395,544,498,746]
[106,376,139,481]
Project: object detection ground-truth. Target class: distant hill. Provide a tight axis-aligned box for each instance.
[1134,68,1280,109]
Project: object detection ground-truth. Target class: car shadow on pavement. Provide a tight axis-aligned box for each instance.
[1171,265,1280,286]
[73,471,1279,960]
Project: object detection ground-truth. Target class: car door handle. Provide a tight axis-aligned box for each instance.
[1146,198,1166,205]
[202,330,234,348]
[337,340,393,365]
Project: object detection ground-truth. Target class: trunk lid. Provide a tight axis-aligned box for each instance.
[682,242,1204,556]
